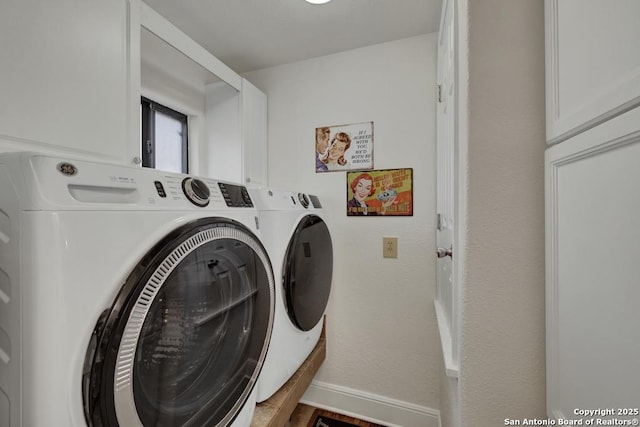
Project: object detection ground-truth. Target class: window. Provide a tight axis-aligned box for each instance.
[141,97,188,173]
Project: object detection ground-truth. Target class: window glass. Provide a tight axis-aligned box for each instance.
[154,110,186,173]
[141,97,188,173]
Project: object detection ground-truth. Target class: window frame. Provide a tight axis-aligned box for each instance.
[141,97,189,173]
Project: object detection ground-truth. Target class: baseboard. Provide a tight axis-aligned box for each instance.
[300,381,441,427]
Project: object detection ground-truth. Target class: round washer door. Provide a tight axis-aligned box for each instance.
[282,214,333,331]
[83,218,274,427]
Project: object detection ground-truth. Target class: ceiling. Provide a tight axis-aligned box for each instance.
[142,0,443,75]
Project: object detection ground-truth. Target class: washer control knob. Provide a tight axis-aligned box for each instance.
[182,177,210,207]
[298,193,310,208]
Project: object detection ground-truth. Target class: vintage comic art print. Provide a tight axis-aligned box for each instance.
[315,121,374,173]
[346,168,413,216]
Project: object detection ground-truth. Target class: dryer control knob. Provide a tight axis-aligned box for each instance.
[182,177,210,207]
[298,193,310,208]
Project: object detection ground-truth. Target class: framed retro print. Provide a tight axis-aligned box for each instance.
[346,168,413,216]
[315,122,373,173]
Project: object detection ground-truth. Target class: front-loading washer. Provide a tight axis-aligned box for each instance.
[248,188,333,403]
[0,152,274,427]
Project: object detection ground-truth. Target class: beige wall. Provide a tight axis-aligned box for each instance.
[244,34,441,415]
[459,0,547,425]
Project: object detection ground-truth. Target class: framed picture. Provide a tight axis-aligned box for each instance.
[315,121,373,172]
[346,168,413,216]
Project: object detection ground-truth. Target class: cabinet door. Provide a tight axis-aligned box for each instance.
[241,79,267,187]
[0,0,134,162]
[205,79,267,186]
[545,0,640,144]
[546,106,640,420]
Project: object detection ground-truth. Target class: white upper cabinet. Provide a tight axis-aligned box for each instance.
[0,0,136,162]
[545,0,640,144]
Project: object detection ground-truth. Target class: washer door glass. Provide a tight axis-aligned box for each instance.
[283,214,333,331]
[83,218,274,427]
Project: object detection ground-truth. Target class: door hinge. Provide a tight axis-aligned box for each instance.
[437,84,443,103]
[437,213,443,230]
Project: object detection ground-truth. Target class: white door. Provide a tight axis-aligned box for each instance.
[546,107,640,421]
[435,0,458,378]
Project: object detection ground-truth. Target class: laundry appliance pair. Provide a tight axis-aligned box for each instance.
[0,152,278,427]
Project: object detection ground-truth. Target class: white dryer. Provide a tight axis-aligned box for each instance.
[248,188,333,402]
[0,152,275,427]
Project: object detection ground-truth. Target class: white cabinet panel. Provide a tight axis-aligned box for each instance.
[241,79,267,187]
[205,82,241,182]
[205,79,267,186]
[0,0,133,162]
[546,107,640,420]
[545,0,640,144]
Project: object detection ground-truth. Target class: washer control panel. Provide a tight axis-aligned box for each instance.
[6,152,260,211]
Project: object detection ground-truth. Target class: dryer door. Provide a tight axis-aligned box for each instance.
[83,218,274,427]
[282,214,333,331]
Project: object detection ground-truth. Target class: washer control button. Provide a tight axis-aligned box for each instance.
[154,181,167,198]
[182,177,210,207]
[298,193,310,208]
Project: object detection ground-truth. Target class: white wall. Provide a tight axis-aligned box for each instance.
[244,33,441,417]
[458,1,547,426]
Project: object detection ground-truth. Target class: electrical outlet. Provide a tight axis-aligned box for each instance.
[383,237,398,258]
